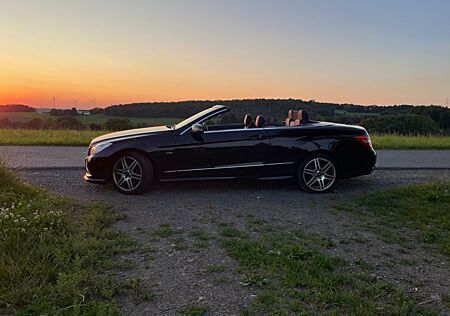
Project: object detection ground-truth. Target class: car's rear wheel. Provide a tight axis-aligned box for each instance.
[112,152,153,194]
[298,154,338,193]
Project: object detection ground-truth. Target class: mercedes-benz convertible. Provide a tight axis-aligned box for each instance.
[84,105,376,194]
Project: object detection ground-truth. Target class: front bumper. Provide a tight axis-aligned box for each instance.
[83,172,107,184]
[83,155,110,184]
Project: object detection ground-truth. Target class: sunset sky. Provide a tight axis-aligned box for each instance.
[1,0,449,108]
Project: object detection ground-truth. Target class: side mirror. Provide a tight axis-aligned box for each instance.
[191,123,204,134]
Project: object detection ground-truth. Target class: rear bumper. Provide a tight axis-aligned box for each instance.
[340,149,376,179]
[363,149,377,173]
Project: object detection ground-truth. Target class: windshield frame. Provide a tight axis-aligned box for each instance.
[175,105,229,135]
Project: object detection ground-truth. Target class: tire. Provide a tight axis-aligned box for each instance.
[111,152,153,194]
[297,153,338,193]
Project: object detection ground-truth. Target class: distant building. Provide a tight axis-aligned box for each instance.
[36,108,51,113]
[77,110,91,115]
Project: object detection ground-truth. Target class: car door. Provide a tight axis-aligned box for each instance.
[170,127,269,178]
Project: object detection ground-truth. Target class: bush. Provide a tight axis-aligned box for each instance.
[104,119,133,131]
[24,118,44,130]
[361,114,440,135]
[45,117,83,130]
[89,123,103,131]
[0,118,14,129]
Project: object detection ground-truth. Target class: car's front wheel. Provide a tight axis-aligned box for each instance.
[298,154,338,193]
[112,152,153,194]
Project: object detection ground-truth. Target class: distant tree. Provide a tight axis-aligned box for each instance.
[0,104,36,112]
[50,108,78,116]
[89,123,103,131]
[49,117,84,129]
[104,119,133,131]
[439,112,450,130]
[0,118,13,128]
[361,114,439,135]
[25,118,44,130]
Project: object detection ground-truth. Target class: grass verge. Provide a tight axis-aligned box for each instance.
[219,220,436,315]
[346,181,450,256]
[0,164,135,315]
[371,134,450,149]
[0,129,106,146]
[0,129,449,149]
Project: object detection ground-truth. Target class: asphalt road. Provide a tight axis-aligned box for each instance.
[0,146,449,170]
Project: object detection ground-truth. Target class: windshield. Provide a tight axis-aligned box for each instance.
[174,107,225,130]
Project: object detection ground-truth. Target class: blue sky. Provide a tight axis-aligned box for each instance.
[1,0,449,107]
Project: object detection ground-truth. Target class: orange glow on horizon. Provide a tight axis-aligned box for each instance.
[1,1,448,109]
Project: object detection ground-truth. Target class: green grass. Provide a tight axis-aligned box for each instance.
[350,181,450,256]
[219,220,436,315]
[371,134,450,149]
[0,112,180,126]
[206,264,226,273]
[0,163,135,315]
[153,224,179,238]
[0,129,105,146]
[179,304,208,316]
[1,129,449,149]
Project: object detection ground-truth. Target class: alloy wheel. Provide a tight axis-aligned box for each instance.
[302,157,336,192]
[113,156,143,192]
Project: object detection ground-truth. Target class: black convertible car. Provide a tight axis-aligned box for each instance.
[84,105,376,194]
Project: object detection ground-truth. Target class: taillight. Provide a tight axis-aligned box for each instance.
[354,135,373,149]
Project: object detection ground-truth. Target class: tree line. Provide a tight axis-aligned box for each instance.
[0,104,36,112]
[96,99,450,135]
[1,99,449,134]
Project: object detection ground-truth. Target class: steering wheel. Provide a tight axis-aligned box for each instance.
[202,122,209,131]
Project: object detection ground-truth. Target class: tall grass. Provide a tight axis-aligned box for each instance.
[0,129,449,149]
[371,133,450,149]
[0,163,134,314]
[0,129,106,146]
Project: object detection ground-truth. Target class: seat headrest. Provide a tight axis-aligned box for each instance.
[288,109,298,119]
[255,115,265,128]
[243,114,253,128]
[299,110,309,122]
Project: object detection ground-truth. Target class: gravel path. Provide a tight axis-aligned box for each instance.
[2,146,450,169]
[19,168,450,315]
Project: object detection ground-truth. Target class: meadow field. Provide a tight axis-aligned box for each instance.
[0,129,449,148]
[0,163,134,314]
[371,134,450,149]
[0,112,180,126]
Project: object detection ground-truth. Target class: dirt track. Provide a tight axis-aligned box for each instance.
[19,168,450,315]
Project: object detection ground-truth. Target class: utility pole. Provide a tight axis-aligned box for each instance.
[53,96,56,107]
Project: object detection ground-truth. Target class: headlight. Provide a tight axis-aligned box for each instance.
[90,142,112,155]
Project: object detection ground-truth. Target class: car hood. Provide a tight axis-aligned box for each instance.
[91,125,171,144]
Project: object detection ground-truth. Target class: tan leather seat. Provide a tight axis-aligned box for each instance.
[255,115,265,128]
[285,110,310,126]
[243,114,253,128]
[285,110,298,126]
